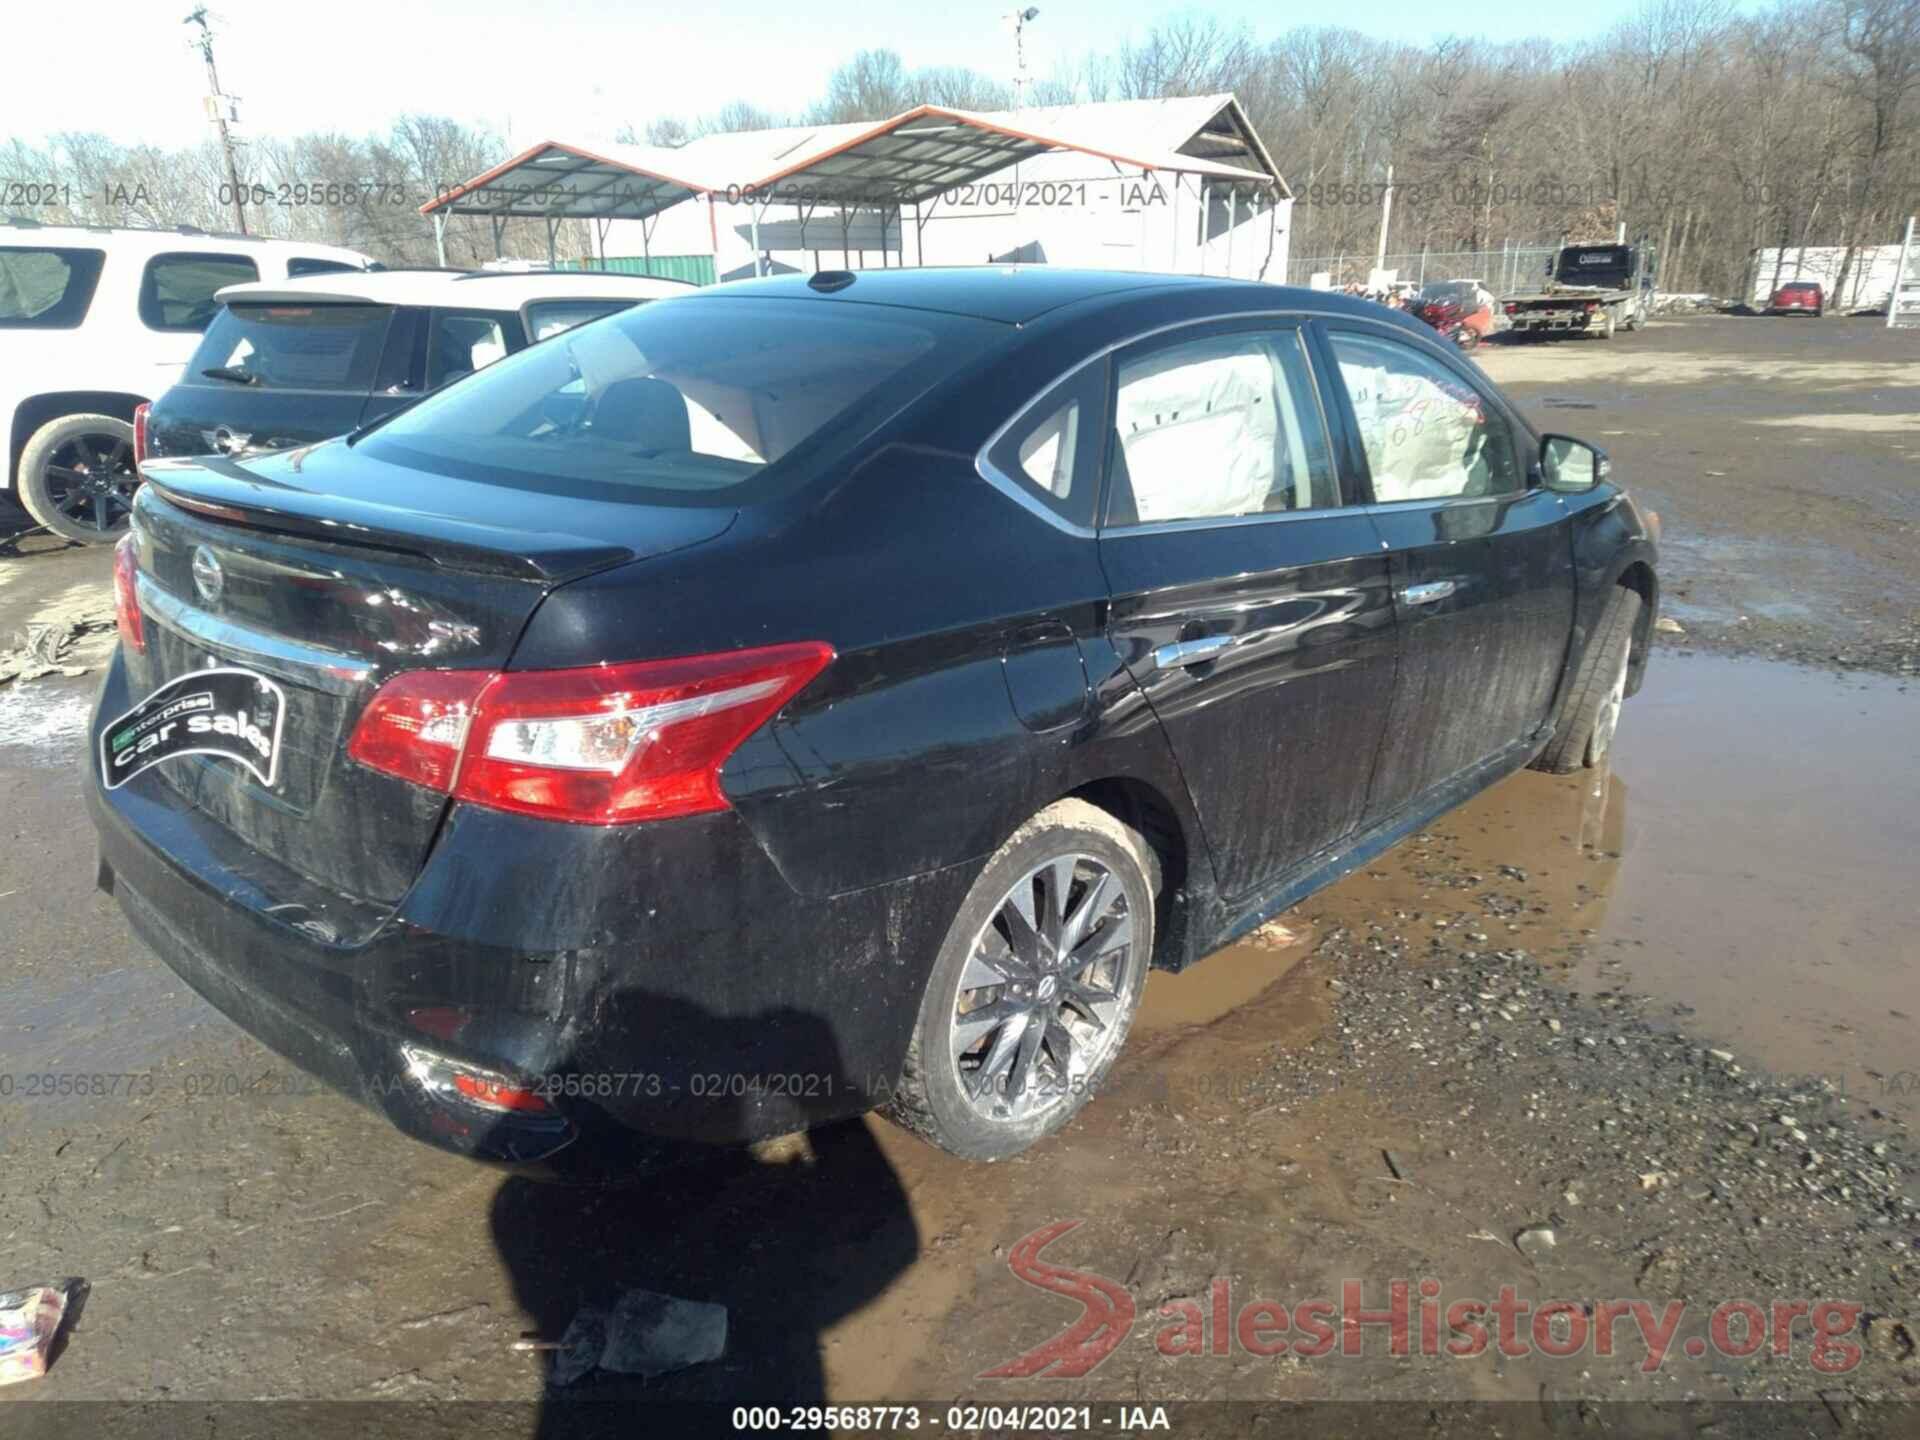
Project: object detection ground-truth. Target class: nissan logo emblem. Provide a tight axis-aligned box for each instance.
[191,545,225,606]
[200,426,252,455]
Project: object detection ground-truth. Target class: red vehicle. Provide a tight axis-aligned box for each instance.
[1767,280,1825,316]
[1411,279,1497,350]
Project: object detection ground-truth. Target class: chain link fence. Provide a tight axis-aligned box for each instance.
[1286,244,1558,294]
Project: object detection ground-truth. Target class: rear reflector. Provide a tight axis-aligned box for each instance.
[348,642,833,825]
[113,533,145,654]
[132,403,150,468]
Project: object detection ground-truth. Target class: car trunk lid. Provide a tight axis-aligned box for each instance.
[123,445,735,907]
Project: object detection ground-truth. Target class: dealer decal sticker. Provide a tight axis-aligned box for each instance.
[98,668,286,791]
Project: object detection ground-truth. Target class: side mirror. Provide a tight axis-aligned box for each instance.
[1540,435,1610,493]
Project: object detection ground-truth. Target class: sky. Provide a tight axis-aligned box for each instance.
[6,0,1665,155]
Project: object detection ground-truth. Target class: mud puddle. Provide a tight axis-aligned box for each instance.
[1137,920,1315,1032]
[1571,653,1917,1116]
[1294,652,1916,1119]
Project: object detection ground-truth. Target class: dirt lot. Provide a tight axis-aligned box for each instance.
[0,312,1915,1435]
[1476,312,1920,676]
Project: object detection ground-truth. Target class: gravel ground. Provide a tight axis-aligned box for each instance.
[1476,313,1920,677]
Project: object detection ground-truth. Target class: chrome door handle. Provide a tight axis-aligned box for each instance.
[1399,580,1456,606]
[1152,634,1233,670]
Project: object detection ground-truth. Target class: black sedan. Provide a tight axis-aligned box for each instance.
[88,267,1659,1169]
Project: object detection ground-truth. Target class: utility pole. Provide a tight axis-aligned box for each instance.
[185,7,248,235]
[1007,8,1039,109]
[1374,163,1394,272]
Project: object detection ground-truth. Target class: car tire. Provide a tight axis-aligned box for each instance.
[18,413,138,543]
[883,798,1157,1161]
[1532,587,1642,775]
[1595,309,1616,340]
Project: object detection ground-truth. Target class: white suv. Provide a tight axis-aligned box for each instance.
[1,222,371,541]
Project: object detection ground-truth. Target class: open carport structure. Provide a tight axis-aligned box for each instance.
[421,96,1292,283]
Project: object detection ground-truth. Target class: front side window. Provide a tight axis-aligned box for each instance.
[1328,330,1521,503]
[0,246,106,328]
[140,253,260,331]
[1107,328,1337,526]
[362,297,987,504]
[525,299,636,341]
[188,303,392,392]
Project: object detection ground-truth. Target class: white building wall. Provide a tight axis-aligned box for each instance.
[1747,244,1905,311]
[603,149,1291,284]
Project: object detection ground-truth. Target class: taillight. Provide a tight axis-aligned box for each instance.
[113,533,145,653]
[1504,303,1517,314]
[1584,301,1599,312]
[401,1045,553,1115]
[348,642,834,825]
[347,669,488,793]
[132,403,150,467]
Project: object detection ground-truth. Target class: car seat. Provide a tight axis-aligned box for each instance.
[591,377,694,458]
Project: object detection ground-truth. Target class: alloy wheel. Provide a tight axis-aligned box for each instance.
[949,853,1138,1123]
[40,432,137,533]
[1587,643,1631,766]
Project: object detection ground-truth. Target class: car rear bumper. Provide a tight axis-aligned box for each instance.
[1508,310,1605,330]
[86,651,966,1172]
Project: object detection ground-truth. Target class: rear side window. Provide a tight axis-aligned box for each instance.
[525,299,637,341]
[140,253,260,331]
[188,304,392,392]
[1107,328,1338,526]
[287,257,362,278]
[428,311,515,388]
[364,297,983,504]
[0,246,106,329]
[983,363,1106,529]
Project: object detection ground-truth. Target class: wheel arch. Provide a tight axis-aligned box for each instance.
[1060,774,1197,972]
[10,391,149,489]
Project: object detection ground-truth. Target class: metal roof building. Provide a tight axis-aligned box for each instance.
[423,96,1292,285]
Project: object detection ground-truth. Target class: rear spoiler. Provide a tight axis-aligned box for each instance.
[139,456,634,583]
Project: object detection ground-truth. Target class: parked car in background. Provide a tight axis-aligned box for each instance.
[139,269,694,522]
[1766,280,1825,316]
[90,268,1659,1172]
[1410,278,1497,349]
[1,221,370,541]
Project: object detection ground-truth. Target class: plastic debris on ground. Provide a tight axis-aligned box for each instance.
[0,1280,76,1386]
[0,616,114,685]
[531,1289,728,1387]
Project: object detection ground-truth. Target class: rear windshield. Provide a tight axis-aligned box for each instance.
[1779,282,1820,292]
[360,297,999,504]
[1560,247,1631,277]
[189,304,393,392]
[0,246,106,328]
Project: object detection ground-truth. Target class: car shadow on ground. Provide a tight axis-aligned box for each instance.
[483,995,920,1436]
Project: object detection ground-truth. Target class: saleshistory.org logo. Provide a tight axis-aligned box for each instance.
[979,1221,1869,1378]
